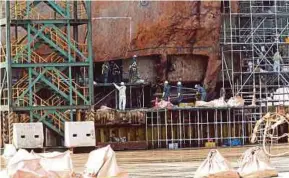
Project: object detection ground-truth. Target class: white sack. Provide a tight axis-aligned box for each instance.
[195,149,239,178]
[83,145,128,178]
[31,150,74,178]
[238,147,278,178]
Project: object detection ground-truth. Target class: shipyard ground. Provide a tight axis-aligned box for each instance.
[2,145,289,177]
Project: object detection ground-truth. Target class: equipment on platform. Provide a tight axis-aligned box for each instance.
[64,121,96,147]
[13,123,44,149]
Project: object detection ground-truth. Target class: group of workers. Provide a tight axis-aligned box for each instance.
[102,61,121,83]
[106,55,207,111]
[162,80,207,103]
[102,55,141,84]
[247,46,284,73]
[113,80,207,111]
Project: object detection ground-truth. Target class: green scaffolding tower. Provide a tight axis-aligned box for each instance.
[0,1,94,144]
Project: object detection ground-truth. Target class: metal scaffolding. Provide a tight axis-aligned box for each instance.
[221,0,289,107]
[146,107,262,149]
[0,1,93,144]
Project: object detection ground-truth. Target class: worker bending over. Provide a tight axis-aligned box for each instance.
[113,82,127,110]
[195,84,206,101]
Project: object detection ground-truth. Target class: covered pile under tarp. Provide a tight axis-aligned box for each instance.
[195,149,240,178]
[195,97,228,108]
[2,149,74,178]
[227,96,245,107]
[2,144,17,162]
[83,145,128,178]
[154,99,174,109]
[238,147,278,178]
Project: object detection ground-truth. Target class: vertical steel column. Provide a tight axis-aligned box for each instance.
[5,1,11,110]
[27,22,33,122]
[66,2,73,121]
[86,1,94,105]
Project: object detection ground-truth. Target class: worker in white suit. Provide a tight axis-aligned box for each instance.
[113,82,127,110]
[273,51,283,72]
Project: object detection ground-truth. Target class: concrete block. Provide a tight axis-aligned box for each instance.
[64,121,96,147]
[13,123,44,149]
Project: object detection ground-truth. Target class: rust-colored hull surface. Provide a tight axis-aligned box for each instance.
[90,1,222,90]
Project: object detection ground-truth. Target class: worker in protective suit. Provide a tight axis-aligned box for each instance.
[162,81,171,101]
[195,84,206,101]
[102,61,110,83]
[247,61,253,72]
[273,51,283,72]
[113,82,126,110]
[177,81,183,104]
[129,55,139,83]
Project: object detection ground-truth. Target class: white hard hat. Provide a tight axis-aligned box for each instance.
[133,55,137,58]
[120,82,124,86]
[164,81,168,84]
[177,81,181,85]
[195,84,198,88]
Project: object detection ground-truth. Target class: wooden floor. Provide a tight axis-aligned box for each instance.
[71,145,289,178]
[3,146,289,177]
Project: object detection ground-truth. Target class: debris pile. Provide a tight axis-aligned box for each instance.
[195,96,244,108]
[86,106,146,125]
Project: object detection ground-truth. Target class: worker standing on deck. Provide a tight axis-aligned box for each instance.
[111,62,121,83]
[195,84,206,101]
[102,61,110,83]
[177,81,183,104]
[162,81,171,101]
[129,55,139,83]
[273,51,283,72]
[113,82,127,111]
[247,61,253,72]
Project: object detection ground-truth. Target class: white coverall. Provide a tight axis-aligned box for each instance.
[113,83,126,110]
[273,51,283,72]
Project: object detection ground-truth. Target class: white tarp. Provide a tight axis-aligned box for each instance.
[195,149,239,178]
[83,145,128,178]
[5,149,74,178]
[238,147,278,178]
[227,96,245,107]
[3,144,17,161]
[195,97,228,108]
[154,100,174,109]
[32,151,74,178]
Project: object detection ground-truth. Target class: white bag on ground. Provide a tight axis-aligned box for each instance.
[6,149,55,178]
[195,149,240,178]
[6,149,73,178]
[31,150,74,178]
[3,144,17,161]
[238,147,278,178]
[83,145,128,178]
